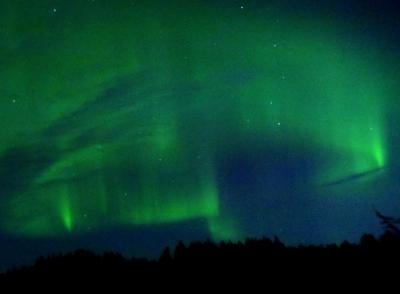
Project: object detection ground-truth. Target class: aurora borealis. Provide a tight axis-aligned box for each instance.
[1,0,400,269]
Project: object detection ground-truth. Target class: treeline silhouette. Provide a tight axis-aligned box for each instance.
[1,211,400,285]
[1,232,400,282]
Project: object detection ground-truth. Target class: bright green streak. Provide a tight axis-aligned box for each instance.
[60,195,73,232]
[373,139,386,168]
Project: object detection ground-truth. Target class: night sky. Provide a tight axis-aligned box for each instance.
[1,0,400,269]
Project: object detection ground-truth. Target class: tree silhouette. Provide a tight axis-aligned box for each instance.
[2,211,400,283]
[159,246,172,264]
[375,209,400,235]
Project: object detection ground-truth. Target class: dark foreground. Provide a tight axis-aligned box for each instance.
[1,232,400,288]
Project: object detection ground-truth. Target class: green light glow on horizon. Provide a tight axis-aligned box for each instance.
[208,217,241,242]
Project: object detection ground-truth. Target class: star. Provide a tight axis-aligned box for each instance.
[240,5,244,9]
[52,8,57,13]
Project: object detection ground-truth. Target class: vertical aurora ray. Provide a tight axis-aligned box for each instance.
[60,194,73,232]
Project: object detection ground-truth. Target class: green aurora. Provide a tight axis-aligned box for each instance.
[0,1,398,252]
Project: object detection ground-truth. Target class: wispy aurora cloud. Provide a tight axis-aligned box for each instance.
[0,0,397,250]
